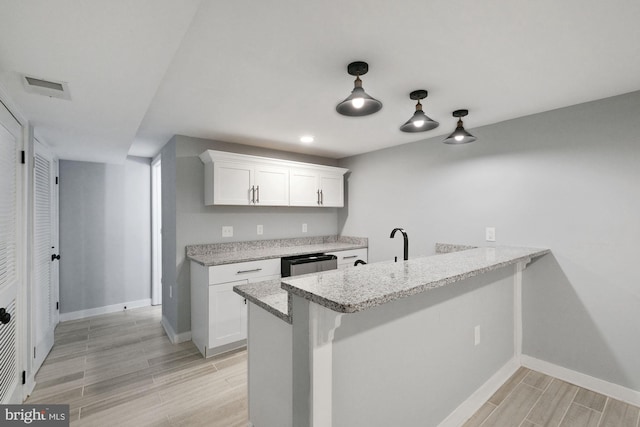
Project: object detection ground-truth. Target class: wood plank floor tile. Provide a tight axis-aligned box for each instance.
[482,383,543,427]
[526,379,578,426]
[523,370,553,391]
[599,398,640,427]
[488,367,530,406]
[573,388,607,412]
[559,403,601,427]
[462,402,497,427]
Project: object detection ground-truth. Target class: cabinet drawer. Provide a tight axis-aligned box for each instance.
[209,258,281,285]
[327,248,368,266]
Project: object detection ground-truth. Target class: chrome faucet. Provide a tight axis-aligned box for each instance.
[390,228,408,261]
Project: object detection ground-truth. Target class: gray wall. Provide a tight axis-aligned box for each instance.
[337,91,640,391]
[162,135,340,334]
[59,156,151,313]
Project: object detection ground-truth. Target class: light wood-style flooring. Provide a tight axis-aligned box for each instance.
[463,367,640,427]
[28,306,640,427]
[26,306,248,426]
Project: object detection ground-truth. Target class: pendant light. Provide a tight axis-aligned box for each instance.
[443,109,477,144]
[336,61,382,116]
[399,90,439,132]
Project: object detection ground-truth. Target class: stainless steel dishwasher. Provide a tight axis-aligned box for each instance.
[281,253,337,277]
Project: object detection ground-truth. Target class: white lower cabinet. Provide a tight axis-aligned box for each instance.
[327,247,368,269]
[208,280,249,349]
[191,258,280,357]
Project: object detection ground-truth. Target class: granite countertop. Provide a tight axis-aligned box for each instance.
[187,235,367,266]
[234,279,291,324]
[281,246,550,314]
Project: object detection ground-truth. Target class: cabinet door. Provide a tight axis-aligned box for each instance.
[289,168,320,206]
[254,165,289,206]
[209,280,248,348]
[319,173,344,207]
[213,161,253,205]
[327,248,368,269]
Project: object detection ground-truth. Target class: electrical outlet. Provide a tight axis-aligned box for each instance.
[222,226,233,237]
[485,227,496,242]
[302,223,307,233]
[257,224,263,235]
[474,325,481,346]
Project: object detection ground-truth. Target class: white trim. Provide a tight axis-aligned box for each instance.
[161,315,192,344]
[59,299,151,322]
[437,358,520,427]
[309,302,343,427]
[199,149,349,175]
[151,155,162,306]
[521,355,640,407]
[0,83,28,126]
[513,261,525,363]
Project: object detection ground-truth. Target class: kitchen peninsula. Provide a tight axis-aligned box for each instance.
[235,245,549,427]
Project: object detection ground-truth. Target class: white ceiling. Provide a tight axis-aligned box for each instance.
[1,0,639,163]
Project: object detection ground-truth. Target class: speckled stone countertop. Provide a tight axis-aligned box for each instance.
[281,246,550,314]
[187,235,367,266]
[234,279,291,324]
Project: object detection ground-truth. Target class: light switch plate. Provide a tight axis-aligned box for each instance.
[302,223,307,233]
[257,224,263,235]
[485,227,496,242]
[222,226,233,237]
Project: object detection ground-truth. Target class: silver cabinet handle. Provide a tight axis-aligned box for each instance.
[237,268,262,274]
[320,189,323,205]
[250,185,255,204]
[256,185,260,204]
[342,255,358,259]
[317,189,321,205]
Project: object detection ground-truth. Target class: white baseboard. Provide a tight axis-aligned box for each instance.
[161,315,192,344]
[521,355,640,407]
[59,299,151,322]
[438,358,520,427]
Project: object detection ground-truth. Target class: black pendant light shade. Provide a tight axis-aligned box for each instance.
[336,61,383,117]
[400,90,439,132]
[443,109,477,144]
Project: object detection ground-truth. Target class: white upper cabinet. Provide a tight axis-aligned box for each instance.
[210,161,289,206]
[289,169,344,207]
[200,150,348,207]
[318,172,344,207]
[212,161,254,205]
[289,168,320,206]
[254,164,289,206]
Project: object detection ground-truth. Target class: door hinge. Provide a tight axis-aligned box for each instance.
[21,150,25,164]
[22,370,26,385]
[56,302,59,310]
[56,176,59,185]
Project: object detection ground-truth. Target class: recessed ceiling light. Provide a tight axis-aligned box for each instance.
[300,135,314,143]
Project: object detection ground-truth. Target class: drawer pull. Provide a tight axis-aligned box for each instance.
[342,255,358,259]
[237,268,263,274]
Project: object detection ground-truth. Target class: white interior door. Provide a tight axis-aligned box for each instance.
[0,104,22,404]
[32,140,57,373]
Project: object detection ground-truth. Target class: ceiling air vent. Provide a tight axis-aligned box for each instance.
[22,75,71,100]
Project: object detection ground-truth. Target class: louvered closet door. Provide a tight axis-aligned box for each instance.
[0,106,21,404]
[33,141,56,372]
